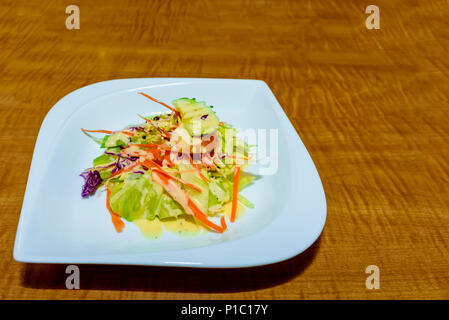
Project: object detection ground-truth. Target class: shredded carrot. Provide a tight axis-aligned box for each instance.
[81,128,133,137]
[142,158,163,170]
[128,143,160,148]
[136,114,149,122]
[106,188,125,233]
[151,167,170,184]
[123,146,162,160]
[189,156,210,183]
[142,157,203,192]
[220,216,227,230]
[150,170,223,233]
[186,198,223,233]
[137,114,171,139]
[163,150,175,167]
[152,168,202,192]
[138,92,181,118]
[81,128,113,134]
[108,161,141,179]
[230,166,241,223]
[197,171,210,183]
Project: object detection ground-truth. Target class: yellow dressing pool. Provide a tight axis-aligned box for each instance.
[133,201,246,239]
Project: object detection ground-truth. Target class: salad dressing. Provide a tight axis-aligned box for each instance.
[223,201,245,221]
[81,94,255,237]
[134,218,163,239]
[134,201,245,239]
[163,215,206,237]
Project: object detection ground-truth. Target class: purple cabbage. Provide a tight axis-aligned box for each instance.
[97,162,116,169]
[111,155,122,174]
[105,151,121,157]
[111,155,138,174]
[80,170,102,198]
[105,152,138,161]
[83,162,115,172]
[128,126,145,132]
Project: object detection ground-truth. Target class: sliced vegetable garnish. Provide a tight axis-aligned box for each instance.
[81,129,113,134]
[230,166,241,223]
[80,93,255,236]
[186,198,224,233]
[138,92,181,118]
[106,188,125,233]
[128,143,160,148]
[137,114,171,139]
[220,216,227,230]
[81,130,104,145]
[152,168,202,193]
[189,156,210,183]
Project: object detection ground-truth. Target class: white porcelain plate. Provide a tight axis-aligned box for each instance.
[13,78,326,268]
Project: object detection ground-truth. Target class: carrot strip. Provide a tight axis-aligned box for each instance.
[81,128,133,137]
[106,188,125,233]
[189,156,210,183]
[137,114,148,122]
[151,170,223,233]
[142,158,163,170]
[197,170,210,183]
[187,198,223,233]
[151,168,171,186]
[153,168,202,192]
[123,146,162,160]
[143,157,203,191]
[163,150,175,167]
[230,166,241,223]
[137,92,181,118]
[108,161,141,179]
[127,143,161,149]
[81,128,113,134]
[220,216,227,230]
[137,114,171,139]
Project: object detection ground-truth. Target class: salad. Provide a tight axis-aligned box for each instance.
[80,92,255,234]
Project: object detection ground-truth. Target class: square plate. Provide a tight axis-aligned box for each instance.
[13,78,326,268]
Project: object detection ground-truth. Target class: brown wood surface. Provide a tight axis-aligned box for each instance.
[1,0,449,299]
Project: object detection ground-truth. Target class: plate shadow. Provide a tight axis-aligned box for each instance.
[21,236,322,293]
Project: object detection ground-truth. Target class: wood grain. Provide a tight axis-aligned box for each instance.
[1,0,449,299]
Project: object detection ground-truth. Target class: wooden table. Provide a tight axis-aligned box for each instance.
[1,0,448,299]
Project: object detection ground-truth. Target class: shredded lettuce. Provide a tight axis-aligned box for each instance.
[80,95,258,232]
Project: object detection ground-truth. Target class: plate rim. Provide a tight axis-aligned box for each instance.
[13,78,327,268]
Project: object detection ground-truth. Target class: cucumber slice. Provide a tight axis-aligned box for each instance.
[173,98,219,136]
